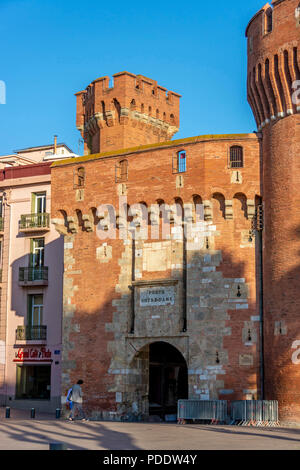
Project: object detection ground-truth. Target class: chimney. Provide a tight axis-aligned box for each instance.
[54,135,57,154]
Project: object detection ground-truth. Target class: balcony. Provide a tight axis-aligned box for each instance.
[19,213,50,233]
[0,217,4,235]
[19,266,48,286]
[16,325,47,343]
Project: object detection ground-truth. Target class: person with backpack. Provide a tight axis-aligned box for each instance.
[68,380,87,421]
[66,387,73,415]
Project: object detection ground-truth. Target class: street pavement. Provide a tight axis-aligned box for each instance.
[0,408,300,450]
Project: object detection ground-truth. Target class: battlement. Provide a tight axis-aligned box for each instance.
[75,72,181,154]
[246,1,300,41]
[246,0,300,129]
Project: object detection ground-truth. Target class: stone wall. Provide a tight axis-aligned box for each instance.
[51,134,260,419]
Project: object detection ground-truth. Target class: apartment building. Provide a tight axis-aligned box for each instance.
[0,142,76,412]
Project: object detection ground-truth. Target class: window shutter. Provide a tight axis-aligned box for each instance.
[116,161,128,182]
[120,160,128,181]
[172,154,179,174]
[27,295,33,327]
[178,151,186,173]
[29,239,34,267]
[115,162,121,182]
[31,193,37,214]
[230,146,244,168]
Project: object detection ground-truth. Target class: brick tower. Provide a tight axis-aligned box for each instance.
[246,0,300,423]
[75,72,181,155]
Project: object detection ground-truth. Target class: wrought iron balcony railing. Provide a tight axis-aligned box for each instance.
[16,325,47,341]
[19,266,48,283]
[19,213,50,231]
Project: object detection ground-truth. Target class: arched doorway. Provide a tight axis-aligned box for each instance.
[148,342,188,419]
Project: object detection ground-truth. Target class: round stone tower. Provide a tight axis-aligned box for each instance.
[246,0,300,423]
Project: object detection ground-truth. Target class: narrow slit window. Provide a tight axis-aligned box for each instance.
[116,160,128,183]
[230,146,244,169]
[74,167,85,188]
[265,8,273,34]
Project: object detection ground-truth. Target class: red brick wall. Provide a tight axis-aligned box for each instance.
[51,134,261,414]
[75,72,181,155]
[247,0,300,423]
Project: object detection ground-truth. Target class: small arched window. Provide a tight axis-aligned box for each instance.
[116,159,128,183]
[230,146,244,168]
[130,99,136,111]
[74,167,85,188]
[265,7,273,34]
[170,114,175,125]
[296,4,300,26]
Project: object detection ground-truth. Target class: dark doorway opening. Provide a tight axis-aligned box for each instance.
[16,365,51,400]
[148,342,188,419]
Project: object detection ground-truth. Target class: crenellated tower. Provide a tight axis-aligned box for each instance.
[75,72,181,155]
[246,0,300,424]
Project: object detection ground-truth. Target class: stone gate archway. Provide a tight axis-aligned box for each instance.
[128,341,188,420]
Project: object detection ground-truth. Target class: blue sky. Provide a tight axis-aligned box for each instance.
[0,0,264,156]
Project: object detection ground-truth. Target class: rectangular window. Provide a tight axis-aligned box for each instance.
[28,294,43,326]
[32,192,46,214]
[30,238,45,267]
[74,167,85,188]
[229,146,244,168]
[16,365,51,400]
[115,160,128,183]
[173,151,186,174]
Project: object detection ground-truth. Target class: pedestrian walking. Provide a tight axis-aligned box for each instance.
[68,380,87,421]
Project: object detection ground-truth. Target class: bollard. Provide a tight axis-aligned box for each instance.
[49,443,67,450]
[5,407,10,419]
[56,408,61,419]
[31,408,35,419]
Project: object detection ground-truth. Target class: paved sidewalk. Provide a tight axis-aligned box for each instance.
[0,409,300,450]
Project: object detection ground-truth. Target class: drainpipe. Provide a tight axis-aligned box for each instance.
[182,224,187,333]
[257,208,265,400]
[2,190,12,406]
[130,235,136,334]
[257,131,264,401]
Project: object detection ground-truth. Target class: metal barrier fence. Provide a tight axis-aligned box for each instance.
[230,401,279,427]
[177,400,228,424]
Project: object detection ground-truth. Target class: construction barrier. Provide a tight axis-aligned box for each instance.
[230,400,279,427]
[177,400,228,424]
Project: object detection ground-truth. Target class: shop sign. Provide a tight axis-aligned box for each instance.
[13,347,52,363]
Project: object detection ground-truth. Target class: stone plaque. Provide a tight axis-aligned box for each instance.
[239,354,253,366]
[140,286,175,307]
